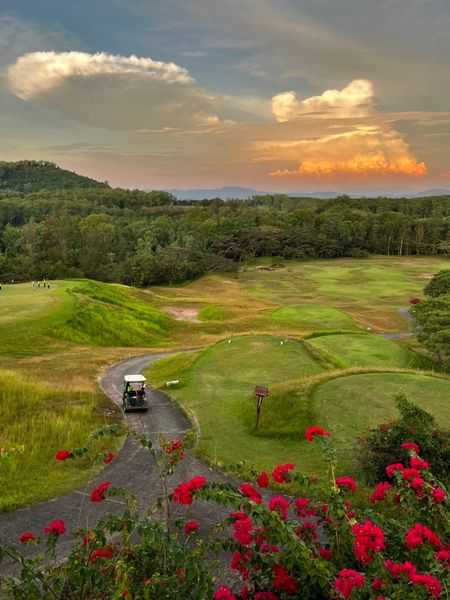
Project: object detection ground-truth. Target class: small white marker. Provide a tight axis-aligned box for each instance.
[228,339,232,344]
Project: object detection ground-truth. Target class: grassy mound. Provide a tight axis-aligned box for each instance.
[198,304,228,321]
[54,281,174,347]
[147,335,326,473]
[308,333,413,368]
[0,369,122,511]
[311,372,450,471]
[271,304,356,330]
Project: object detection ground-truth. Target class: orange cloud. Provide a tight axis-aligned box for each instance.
[263,125,427,181]
[440,171,450,180]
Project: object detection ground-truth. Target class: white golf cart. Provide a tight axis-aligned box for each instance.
[122,374,148,412]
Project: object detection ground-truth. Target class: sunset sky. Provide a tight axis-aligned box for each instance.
[1,0,450,193]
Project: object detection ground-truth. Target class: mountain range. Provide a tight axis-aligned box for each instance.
[167,186,450,200]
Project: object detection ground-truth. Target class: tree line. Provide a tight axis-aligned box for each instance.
[1,187,449,285]
[414,269,450,372]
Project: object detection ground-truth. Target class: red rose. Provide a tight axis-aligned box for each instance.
[257,471,269,488]
[269,496,289,520]
[44,519,66,536]
[272,463,294,483]
[432,486,446,503]
[401,442,420,454]
[305,426,330,442]
[104,450,115,464]
[173,476,206,505]
[370,482,392,504]
[214,585,237,599]
[240,483,262,504]
[336,476,357,492]
[55,450,72,461]
[334,569,364,598]
[184,520,200,534]
[19,532,35,543]
[90,481,112,502]
[89,548,113,562]
[273,564,297,594]
[386,463,404,478]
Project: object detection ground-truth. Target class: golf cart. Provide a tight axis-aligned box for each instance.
[122,374,148,412]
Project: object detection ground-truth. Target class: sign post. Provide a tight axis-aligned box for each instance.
[254,385,269,429]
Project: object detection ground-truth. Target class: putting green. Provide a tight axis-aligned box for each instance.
[308,333,412,368]
[0,282,66,325]
[312,372,450,466]
[271,304,356,330]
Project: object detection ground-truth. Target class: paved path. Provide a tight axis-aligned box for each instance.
[0,352,234,571]
[380,306,416,340]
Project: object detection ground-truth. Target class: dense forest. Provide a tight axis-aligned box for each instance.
[0,161,450,285]
[414,270,450,371]
[0,160,108,193]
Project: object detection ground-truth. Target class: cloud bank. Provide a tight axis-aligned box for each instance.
[6,50,431,187]
[8,51,219,130]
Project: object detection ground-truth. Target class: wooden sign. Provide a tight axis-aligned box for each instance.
[254,386,269,429]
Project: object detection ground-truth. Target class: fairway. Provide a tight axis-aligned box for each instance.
[2,255,450,509]
[312,372,450,468]
[146,335,327,472]
[0,282,68,325]
[271,304,356,330]
[308,333,413,368]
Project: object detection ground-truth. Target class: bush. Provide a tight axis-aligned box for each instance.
[357,393,450,485]
[424,269,450,297]
[1,424,449,599]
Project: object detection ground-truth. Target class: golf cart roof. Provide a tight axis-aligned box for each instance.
[124,374,147,383]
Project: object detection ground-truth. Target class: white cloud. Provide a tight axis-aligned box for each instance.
[8,51,219,130]
[272,79,374,122]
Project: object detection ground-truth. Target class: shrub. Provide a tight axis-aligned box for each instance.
[424,269,450,297]
[357,393,450,485]
[1,423,449,599]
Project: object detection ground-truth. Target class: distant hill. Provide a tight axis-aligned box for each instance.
[167,186,266,200]
[409,188,450,198]
[0,160,108,193]
[168,186,450,201]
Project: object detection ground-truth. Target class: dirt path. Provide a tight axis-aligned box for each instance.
[0,352,233,571]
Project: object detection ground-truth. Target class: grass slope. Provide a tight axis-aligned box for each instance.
[312,372,450,473]
[56,281,174,346]
[0,280,175,357]
[0,369,122,511]
[308,333,413,368]
[147,335,327,472]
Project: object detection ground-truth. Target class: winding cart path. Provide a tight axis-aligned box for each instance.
[0,352,232,568]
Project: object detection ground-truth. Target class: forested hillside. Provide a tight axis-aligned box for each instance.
[0,180,449,285]
[0,160,108,193]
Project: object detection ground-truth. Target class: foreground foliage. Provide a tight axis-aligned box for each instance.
[1,425,449,599]
[357,394,450,486]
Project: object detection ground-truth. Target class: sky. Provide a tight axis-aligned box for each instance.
[1,0,450,193]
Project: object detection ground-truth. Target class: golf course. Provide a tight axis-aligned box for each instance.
[1,255,450,510]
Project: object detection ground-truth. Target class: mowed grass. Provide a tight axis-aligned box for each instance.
[0,280,175,357]
[271,304,356,330]
[308,333,414,368]
[146,336,327,472]
[0,282,61,325]
[311,372,450,474]
[0,369,123,511]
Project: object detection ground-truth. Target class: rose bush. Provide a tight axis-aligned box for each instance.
[0,424,448,599]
